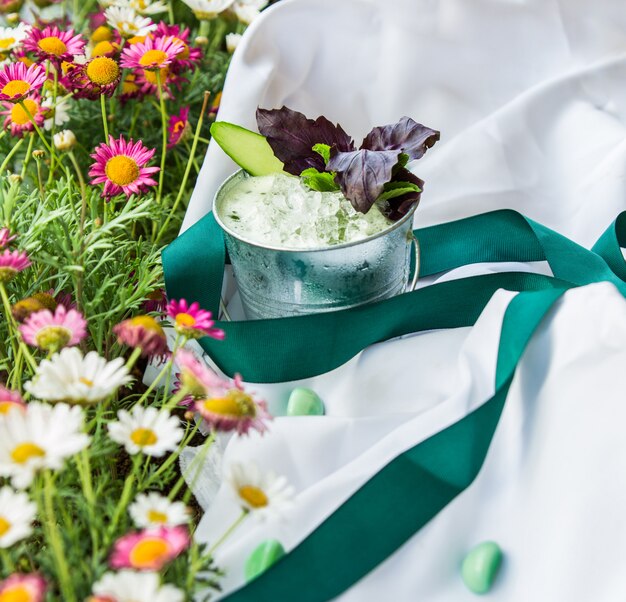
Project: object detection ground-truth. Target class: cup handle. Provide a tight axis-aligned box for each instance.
[407,234,420,292]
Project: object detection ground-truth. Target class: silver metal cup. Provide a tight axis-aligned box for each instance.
[213,170,418,320]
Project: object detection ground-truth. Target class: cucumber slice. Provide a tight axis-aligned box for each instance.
[210,121,285,176]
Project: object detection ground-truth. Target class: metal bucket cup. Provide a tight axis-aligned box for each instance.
[213,170,419,320]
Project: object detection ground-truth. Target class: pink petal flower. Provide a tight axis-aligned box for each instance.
[0,573,46,602]
[0,384,25,415]
[23,26,85,63]
[20,305,87,351]
[0,249,31,283]
[113,315,169,359]
[166,298,224,340]
[120,35,184,71]
[0,62,47,103]
[0,228,16,250]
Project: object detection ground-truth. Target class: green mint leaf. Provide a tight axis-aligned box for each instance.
[301,168,340,192]
[312,143,331,165]
[377,180,422,201]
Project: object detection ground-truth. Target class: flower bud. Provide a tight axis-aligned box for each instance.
[225,33,242,54]
[53,130,77,151]
[32,149,45,159]
[194,36,209,46]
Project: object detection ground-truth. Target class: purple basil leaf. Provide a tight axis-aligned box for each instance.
[327,149,401,213]
[256,106,354,175]
[361,116,440,160]
[378,168,425,221]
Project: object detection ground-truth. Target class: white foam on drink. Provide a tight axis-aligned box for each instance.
[218,173,393,249]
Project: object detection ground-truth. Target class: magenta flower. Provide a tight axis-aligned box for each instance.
[89,135,159,199]
[154,22,203,73]
[166,299,224,340]
[109,526,190,571]
[0,384,25,415]
[0,228,16,250]
[0,249,30,283]
[1,95,45,137]
[20,305,87,352]
[23,25,85,63]
[0,62,46,103]
[120,35,184,71]
[142,287,167,313]
[167,106,190,149]
[174,348,230,402]
[68,56,121,99]
[113,315,169,359]
[0,573,46,602]
[195,374,272,436]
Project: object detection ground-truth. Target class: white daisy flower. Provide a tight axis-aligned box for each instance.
[129,492,190,528]
[225,32,241,53]
[53,129,76,151]
[181,0,234,20]
[231,0,267,24]
[0,23,31,54]
[108,406,184,457]
[42,94,71,132]
[226,461,295,520]
[116,0,169,15]
[0,486,37,548]
[0,402,90,489]
[91,570,184,602]
[105,6,157,39]
[24,347,131,405]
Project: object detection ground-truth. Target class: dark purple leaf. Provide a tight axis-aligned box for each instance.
[361,116,440,160]
[327,149,401,213]
[256,106,354,175]
[379,168,425,220]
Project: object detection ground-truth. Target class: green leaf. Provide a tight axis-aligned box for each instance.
[300,168,340,192]
[312,143,331,165]
[377,179,422,201]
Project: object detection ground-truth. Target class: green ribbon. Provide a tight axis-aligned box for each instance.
[162,208,626,601]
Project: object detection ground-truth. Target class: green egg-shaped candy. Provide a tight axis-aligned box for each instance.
[286,387,325,416]
[461,541,503,594]
[244,539,286,582]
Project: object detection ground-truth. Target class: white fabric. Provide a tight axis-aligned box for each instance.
[182,0,626,599]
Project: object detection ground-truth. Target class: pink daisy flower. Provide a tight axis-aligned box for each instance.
[113,315,169,359]
[0,384,25,415]
[0,573,46,602]
[89,135,159,199]
[195,373,272,436]
[20,305,87,352]
[120,35,183,71]
[166,299,225,340]
[167,106,190,149]
[1,95,45,137]
[0,227,16,250]
[23,26,85,63]
[68,56,121,99]
[109,526,190,571]
[142,287,167,313]
[0,62,46,103]
[154,22,203,73]
[0,249,31,283]
[174,348,230,402]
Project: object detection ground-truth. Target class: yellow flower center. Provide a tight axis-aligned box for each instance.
[118,21,138,36]
[139,49,168,68]
[147,509,168,524]
[17,56,33,67]
[0,516,11,536]
[173,37,189,60]
[1,79,29,98]
[127,35,147,45]
[38,36,67,56]
[105,155,140,186]
[122,74,139,94]
[131,427,158,446]
[0,401,20,414]
[175,312,196,327]
[143,67,168,84]
[201,390,256,418]
[79,377,94,387]
[0,37,16,51]
[238,485,269,508]
[35,325,71,351]
[91,25,112,43]
[10,99,38,126]
[86,56,120,85]
[92,40,116,57]
[129,537,169,568]
[129,315,165,335]
[11,442,45,464]
[0,585,32,602]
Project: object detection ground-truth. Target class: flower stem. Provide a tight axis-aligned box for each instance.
[100,94,109,141]
[207,510,249,557]
[42,471,77,602]
[155,69,168,206]
[155,91,211,245]
[125,346,143,372]
[19,100,52,153]
[0,548,14,573]
[20,132,35,179]
[0,282,38,372]
[0,136,24,178]
[108,454,140,538]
